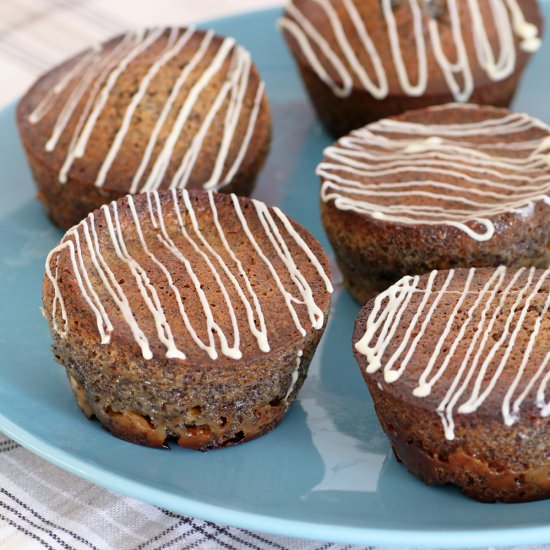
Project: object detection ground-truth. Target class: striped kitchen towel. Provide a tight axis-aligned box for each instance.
[0,0,281,106]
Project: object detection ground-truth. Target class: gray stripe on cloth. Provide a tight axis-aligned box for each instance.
[0,488,98,550]
[132,517,192,550]
[0,503,71,550]
[0,510,57,550]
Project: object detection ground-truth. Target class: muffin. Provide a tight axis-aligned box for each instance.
[42,190,333,449]
[319,103,550,304]
[353,266,550,503]
[18,27,271,229]
[279,0,543,136]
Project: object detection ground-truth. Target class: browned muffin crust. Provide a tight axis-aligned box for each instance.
[18,28,271,229]
[43,191,333,449]
[280,0,543,136]
[319,104,550,304]
[353,267,550,502]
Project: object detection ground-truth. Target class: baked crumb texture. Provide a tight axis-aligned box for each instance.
[319,104,550,303]
[353,266,549,502]
[43,191,333,449]
[279,0,542,136]
[18,27,271,229]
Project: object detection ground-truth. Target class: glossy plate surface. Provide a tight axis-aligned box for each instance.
[1,7,549,547]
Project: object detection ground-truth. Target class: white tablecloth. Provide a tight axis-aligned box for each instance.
[0,1,546,548]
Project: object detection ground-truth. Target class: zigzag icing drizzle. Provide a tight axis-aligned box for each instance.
[355,266,550,440]
[279,0,541,100]
[45,192,333,361]
[28,27,266,191]
[318,104,550,241]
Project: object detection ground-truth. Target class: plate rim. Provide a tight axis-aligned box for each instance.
[3,409,550,548]
[1,7,550,547]
[3,410,550,548]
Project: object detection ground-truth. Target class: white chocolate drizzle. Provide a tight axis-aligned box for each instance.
[285,350,304,402]
[355,266,550,440]
[318,104,550,241]
[28,27,266,192]
[45,192,332,361]
[278,0,541,101]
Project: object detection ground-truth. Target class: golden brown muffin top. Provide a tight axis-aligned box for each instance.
[18,27,270,194]
[43,191,333,367]
[318,103,550,241]
[353,266,549,439]
[279,0,543,99]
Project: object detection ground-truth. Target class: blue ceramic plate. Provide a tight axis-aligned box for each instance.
[1,7,549,547]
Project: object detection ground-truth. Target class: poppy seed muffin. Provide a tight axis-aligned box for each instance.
[319,103,550,304]
[279,0,543,136]
[353,266,550,503]
[42,190,333,449]
[18,27,271,229]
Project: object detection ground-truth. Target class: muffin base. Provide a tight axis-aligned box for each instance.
[24,125,271,230]
[364,381,550,503]
[53,324,320,450]
[298,63,524,137]
[68,374,287,449]
[321,201,550,304]
[389,434,550,503]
